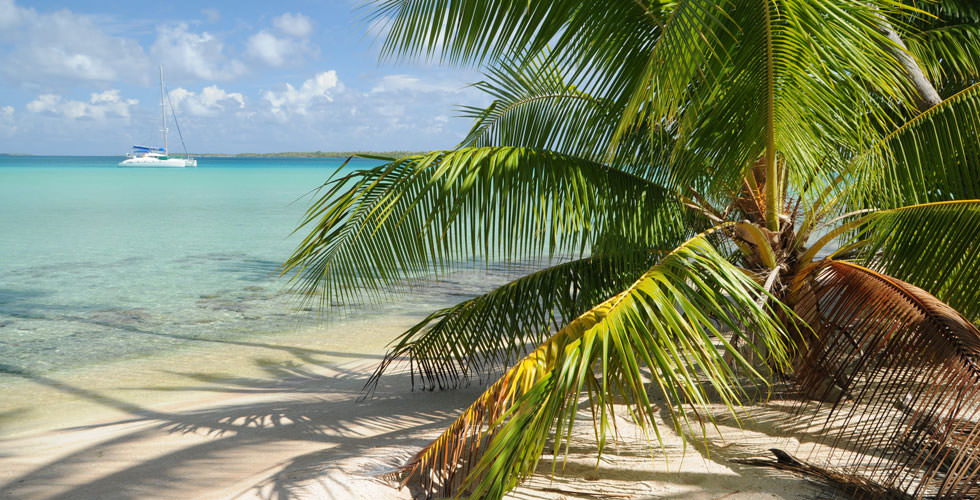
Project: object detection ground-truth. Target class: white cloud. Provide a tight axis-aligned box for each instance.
[246,71,484,149]
[263,71,340,116]
[0,0,148,85]
[246,31,297,67]
[25,94,57,113]
[201,7,220,23]
[246,12,314,67]
[0,0,22,31]
[151,23,245,81]
[337,73,486,141]
[0,105,14,133]
[169,85,244,116]
[273,12,312,38]
[369,74,464,94]
[26,90,137,120]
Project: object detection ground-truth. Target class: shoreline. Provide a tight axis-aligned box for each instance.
[0,311,425,439]
[1,315,826,500]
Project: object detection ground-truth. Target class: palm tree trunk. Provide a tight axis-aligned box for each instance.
[876,17,942,112]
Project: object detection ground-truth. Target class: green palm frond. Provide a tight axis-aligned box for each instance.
[282,147,685,306]
[365,252,658,393]
[847,82,980,210]
[370,0,567,64]
[761,0,913,185]
[906,23,980,88]
[458,52,614,158]
[370,0,660,72]
[854,200,980,322]
[623,0,915,215]
[395,230,793,499]
[904,0,980,27]
[614,0,743,192]
[459,52,710,193]
[938,0,980,19]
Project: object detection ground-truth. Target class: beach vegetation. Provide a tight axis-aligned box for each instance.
[284,0,980,498]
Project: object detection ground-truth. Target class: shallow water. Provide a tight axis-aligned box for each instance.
[0,156,529,434]
[0,156,373,374]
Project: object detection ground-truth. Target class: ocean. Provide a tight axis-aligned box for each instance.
[0,155,518,435]
[0,156,374,373]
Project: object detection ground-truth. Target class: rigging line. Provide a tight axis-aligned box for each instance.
[164,85,191,158]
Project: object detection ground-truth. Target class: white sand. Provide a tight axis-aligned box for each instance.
[0,325,829,500]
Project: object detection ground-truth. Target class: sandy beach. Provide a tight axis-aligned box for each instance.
[0,315,829,500]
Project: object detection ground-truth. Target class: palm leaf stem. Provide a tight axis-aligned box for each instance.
[798,213,876,268]
[762,0,780,231]
[735,221,778,269]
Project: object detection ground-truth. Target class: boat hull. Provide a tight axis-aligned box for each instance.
[118,158,197,167]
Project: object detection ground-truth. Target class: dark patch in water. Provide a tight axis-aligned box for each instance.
[211,303,248,312]
[174,252,250,264]
[0,363,28,376]
[87,308,151,326]
[0,288,49,306]
[216,258,281,282]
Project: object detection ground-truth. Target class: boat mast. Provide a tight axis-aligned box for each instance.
[159,65,168,155]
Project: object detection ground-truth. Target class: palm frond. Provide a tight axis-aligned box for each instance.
[790,260,980,499]
[915,0,980,20]
[458,52,615,160]
[855,200,980,322]
[459,51,711,194]
[370,0,566,65]
[396,230,793,499]
[615,0,748,193]
[847,82,980,210]
[369,0,661,71]
[624,0,916,213]
[282,147,685,306]
[906,23,980,90]
[365,252,658,393]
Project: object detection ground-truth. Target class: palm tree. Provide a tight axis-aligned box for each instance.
[283,1,980,498]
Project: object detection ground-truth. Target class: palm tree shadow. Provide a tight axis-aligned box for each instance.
[0,358,479,500]
[654,388,916,500]
[493,397,826,500]
[693,394,911,468]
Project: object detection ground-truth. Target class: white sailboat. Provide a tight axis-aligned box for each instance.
[119,66,197,168]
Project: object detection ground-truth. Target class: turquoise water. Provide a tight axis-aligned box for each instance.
[0,156,394,376]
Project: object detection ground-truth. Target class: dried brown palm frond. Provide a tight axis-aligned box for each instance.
[734,448,914,499]
[788,260,980,499]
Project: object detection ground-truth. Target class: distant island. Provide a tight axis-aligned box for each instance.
[0,151,427,158]
[192,151,426,158]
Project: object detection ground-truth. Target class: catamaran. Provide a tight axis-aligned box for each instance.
[119,66,197,168]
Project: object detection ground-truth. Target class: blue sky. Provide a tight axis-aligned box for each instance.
[0,0,485,154]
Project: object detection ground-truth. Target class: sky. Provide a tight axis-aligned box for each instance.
[0,0,486,154]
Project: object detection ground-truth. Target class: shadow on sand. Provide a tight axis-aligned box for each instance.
[0,352,480,500]
[0,354,824,500]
